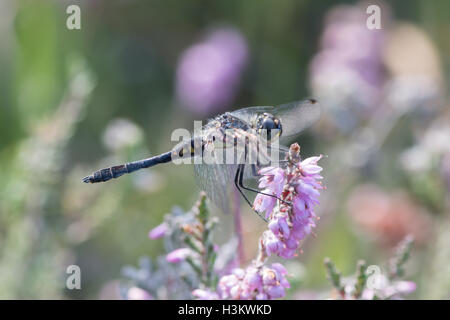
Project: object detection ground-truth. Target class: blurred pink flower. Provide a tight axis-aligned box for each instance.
[176,27,248,114]
[148,222,168,239]
[347,184,432,247]
[193,263,289,300]
[127,287,153,300]
[361,279,416,300]
[192,289,219,300]
[166,248,191,263]
[309,4,386,130]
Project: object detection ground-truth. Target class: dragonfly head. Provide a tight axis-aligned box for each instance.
[256,112,282,141]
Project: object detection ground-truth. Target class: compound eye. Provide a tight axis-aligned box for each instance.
[262,118,276,130]
[260,117,281,141]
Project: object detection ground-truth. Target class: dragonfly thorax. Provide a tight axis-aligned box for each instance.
[215,113,251,131]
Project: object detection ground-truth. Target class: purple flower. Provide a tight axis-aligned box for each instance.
[148,222,168,239]
[255,148,324,259]
[166,248,191,263]
[393,281,417,295]
[192,263,289,300]
[126,287,153,300]
[253,194,277,220]
[309,5,386,129]
[192,289,219,300]
[253,167,285,219]
[361,279,416,300]
[176,27,248,114]
[258,167,285,196]
[220,264,289,300]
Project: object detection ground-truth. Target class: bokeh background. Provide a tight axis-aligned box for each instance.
[1,0,449,299]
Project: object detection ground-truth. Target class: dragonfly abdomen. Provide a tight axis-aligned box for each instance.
[82,151,172,183]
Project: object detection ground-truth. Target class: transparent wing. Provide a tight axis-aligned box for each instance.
[193,143,289,214]
[193,126,252,214]
[230,99,321,139]
[192,127,258,213]
[192,125,233,214]
[194,162,237,214]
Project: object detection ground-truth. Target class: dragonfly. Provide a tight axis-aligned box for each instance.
[83,99,321,218]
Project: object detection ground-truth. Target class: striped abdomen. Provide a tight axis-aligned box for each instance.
[82,139,199,184]
[82,151,173,183]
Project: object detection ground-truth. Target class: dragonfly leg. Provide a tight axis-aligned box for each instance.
[239,164,291,206]
[234,165,268,223]
[234,165,253,208]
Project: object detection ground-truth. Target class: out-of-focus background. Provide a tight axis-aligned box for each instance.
[1,0,449,299]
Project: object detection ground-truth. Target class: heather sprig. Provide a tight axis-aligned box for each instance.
[324,236,416,300]
[193,262,290,300]
[388,235,414,280]
[256,143,325,259]
[354,260,369,299]
[157,192,219,288]
[324,257,345,299]
[179,192,219,288]
[122,194,227,299]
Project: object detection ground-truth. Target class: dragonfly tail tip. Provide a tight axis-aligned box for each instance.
[82,175,93,183]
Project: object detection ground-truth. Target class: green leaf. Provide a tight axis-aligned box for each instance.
[389,236,414,280]
[354,260,368,299]
[196,192,209,223]
[324,257,345,296]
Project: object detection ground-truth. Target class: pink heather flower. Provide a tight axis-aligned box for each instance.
[219,264,289,300]
[395,281,417,294]
[361,279,416,300]
[253,167,285,219]
[176,27,248,114]
[166,248,191,263]
[192,263,289,300]
[255,149,324,259]
[192,289,219,300]
[127,287,153,300]
[148,222,168,239]
[253,194,277,219]
[258,167,285,196]
[309,4,386,128]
